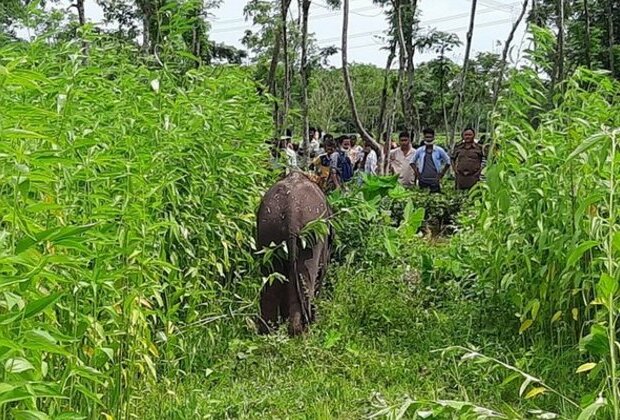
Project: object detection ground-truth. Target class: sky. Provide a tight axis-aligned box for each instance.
[36,0,530,67]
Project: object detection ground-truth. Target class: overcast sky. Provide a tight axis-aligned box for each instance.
[45,0,530,67]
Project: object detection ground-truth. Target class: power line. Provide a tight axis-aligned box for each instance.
[315,3,518,44]
[344,18,515,51]
[210,5,377,34]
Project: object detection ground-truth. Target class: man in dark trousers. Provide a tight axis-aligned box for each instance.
[410,128,451,193]
[452,127,485,190]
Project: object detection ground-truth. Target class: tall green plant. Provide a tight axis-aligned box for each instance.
[0,33,271,417]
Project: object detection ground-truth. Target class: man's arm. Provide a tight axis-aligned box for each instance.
[410,150,421,179]
[439,148,451,179]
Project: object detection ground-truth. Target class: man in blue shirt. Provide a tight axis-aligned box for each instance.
[409,128,451,193]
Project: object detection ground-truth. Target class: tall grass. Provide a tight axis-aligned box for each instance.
[0,35,271,417]
[451,66,620,415]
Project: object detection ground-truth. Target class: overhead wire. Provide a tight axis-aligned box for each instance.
[315,2,519,45]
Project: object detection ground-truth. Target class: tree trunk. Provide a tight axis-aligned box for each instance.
[267,32,282,96]
[405,0,420,135]
[439,49,450,139]
[608,0,616,76]
[393,0,416,136]
[76,0,85,26]
[384,68,403,173]
[553,0,565,88]
[492,0,529,106]
[342,0,384,167]
[531,0,539,74]
[583,0,592,69]
[280,0,293,136]
[450,0,478,145]
[377,40,397,145]
[300,0,311,165]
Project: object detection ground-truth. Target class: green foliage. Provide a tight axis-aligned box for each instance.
[448,67,620,414]
[0,36,271,416]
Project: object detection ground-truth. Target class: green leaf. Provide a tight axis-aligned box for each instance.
[567,133,608,161]
[12,410,50,420]
[519,319,533,334]
[525,387,546,399]
[576,363,597,373]
[567,241,599,268]
[24,293,63,319]
[4,358,34,373]
[580,324,609,357]
[597,273,618,299]
[577,398,606,420]
[613,232,620,253]
[0,128,48,139]
[15,224,95,254]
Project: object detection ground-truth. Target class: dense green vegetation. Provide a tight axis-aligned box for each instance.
[1,1,619,419]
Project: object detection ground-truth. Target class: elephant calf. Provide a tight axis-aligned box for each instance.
[256,171,333,336]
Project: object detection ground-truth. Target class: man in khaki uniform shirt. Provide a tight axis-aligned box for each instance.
[389,131,416,187]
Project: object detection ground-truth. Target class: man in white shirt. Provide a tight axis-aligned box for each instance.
[363,139,378,175]
[388,131,416,187]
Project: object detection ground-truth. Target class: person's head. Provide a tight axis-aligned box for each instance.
[462,127,476,143]
[398,131,411,150]
[325,139,336,155]
[350,134,358,147]
[338,135,351,151]
[278,136,291,149]
[363,139,373,153]
[309,127,316,140]
[422,128,435,145]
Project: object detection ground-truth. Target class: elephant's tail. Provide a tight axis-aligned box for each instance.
[287,235,310,325]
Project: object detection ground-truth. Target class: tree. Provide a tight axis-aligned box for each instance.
[450,0,478,144]
[583,0,592,69]
[300,0,311,156]
[341,0,383,168]
[492,0,529,107]
[426,31,461,136]
[608,0,615,76]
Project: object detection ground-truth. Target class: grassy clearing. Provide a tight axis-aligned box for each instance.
[135,254,589,419]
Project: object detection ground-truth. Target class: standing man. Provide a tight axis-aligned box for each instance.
[363,139,378,175]
[452,127,484,190]
[312,138,336,191]
[307,127,321,159]
[329,135,354,190]
[410,128,450,193]
[348,134,364,171]
[388,131,416,188]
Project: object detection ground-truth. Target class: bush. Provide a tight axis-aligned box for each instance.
[0,37,271,416]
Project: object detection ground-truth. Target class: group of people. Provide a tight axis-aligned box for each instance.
[270,126,488,193]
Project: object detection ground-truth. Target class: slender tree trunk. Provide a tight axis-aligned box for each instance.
[267,32,282,96]
[384,69,403,173]
[552,0,565,90]
[300,0,311,165]
[608,0,616,76]
[531,0,539,74]
[377,40,397,145]
[393,0,416,136]
[492,0,529,106]
[450,0,478,145]
[75,0,85,26]
[583,0,592,69]
[342,0,384,167]
[280,0,293,136]
[439,51,450,139]
[405,0,421,135]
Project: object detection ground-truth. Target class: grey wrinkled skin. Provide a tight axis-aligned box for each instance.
[256,171,333,336]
